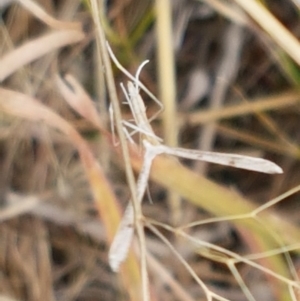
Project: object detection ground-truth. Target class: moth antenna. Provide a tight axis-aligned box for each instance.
[106,41,163,110]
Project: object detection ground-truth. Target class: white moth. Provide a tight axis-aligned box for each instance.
[107,44,283,272]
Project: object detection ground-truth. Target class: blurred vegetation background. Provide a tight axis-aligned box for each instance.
[1,0,300,301]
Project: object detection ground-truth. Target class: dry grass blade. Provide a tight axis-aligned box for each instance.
[155,0,181,226]
[17,0,82,30]
[216,124,299,158]
[182,91,300,125]
[198,0,248,25]
[89,1,144,300]
[146,252,196,301]
[0,29,84,82]
[55,73,102,128]
[233,0,300,66]
[0,87,120,241]
[0,192,40,222]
